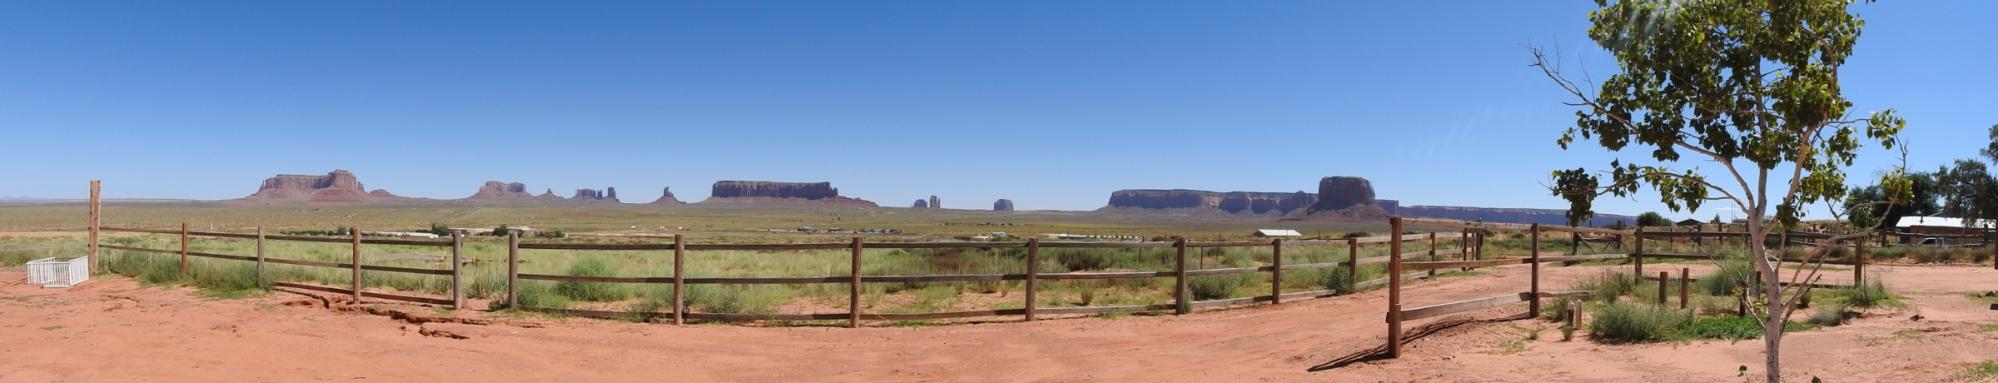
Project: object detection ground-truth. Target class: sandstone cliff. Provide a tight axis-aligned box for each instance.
[237,170,376,204]
[912,199,929,208]
[651,187,683,204]
[572,188,619,202]
[702,181,877,207]
[1102,189,1315,215]
[993,199,1015,211]
[468,181,537,200]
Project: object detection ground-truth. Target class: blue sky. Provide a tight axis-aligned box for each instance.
[2,2,1992,219]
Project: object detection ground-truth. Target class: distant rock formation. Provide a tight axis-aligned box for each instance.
[993,199,1014,211]
[238,170,376,204]
[929,195,941,209]
[469,181,535,199]
[572,188,619,202]
[1311,177,1377,211]
[651,187,682,204]
[702,181,877,207]
[913,199,929,208]
[1392,205,1634,227]
[1102,189,1315,215]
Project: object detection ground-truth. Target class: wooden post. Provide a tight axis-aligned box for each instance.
[1270,239,1283,304]
[1345,238,1358,284]
[1173,238,1189,315]
[1634,227,1645,285]
[506,231,519,309]
[1679,267,1690,310]
[1529,224,1541,317]
[1853,239,1865,286]
[350,227,362,302]
[1025,238,1040,321]
[673,234,686,325]
[254,227,265,280]
[849,236,863,328]
[1656,271,1668,305]
[88,180,100,273]
[179,222,189,275]
[1989,228,1996,270]
[1387,218,1404,358]
[1426,232,1437,277]
[449,231,464,310]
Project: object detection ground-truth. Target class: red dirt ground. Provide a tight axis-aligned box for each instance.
[3,263,1995,382]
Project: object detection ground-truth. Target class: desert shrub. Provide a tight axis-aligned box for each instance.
[1588,302,1690,343]
[1057,250,1113,271]
[1675,316,1763,340]
[467,266,508,299]
[684,285,782,315]
[1576,271,1636,303]
[1697,257,1754,296]
[1807,302,1848,327]
[1341,231,1371,239]
[1836,279,1895,308]
[553,258,631,302]
[104,252,184,286]
[513,282,571,309]
[1188,274,1251,300]
[1319,267,1356,294]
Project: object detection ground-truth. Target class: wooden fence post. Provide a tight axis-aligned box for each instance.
[88,180,100,273]
[673,234,686,325]
[1426,232,1437,277]
[1529,224,1541,317]
[1679,267,1690,310]
[254,227,265,280]
[1346,238,1358,284]
[1271,239,1283,304]
[506,231,519,309]
[1853,239,1865,286]
[450,231,464,310]
[1025,238,1040,321]
[1387,217,1404,358]
[850,236,864,328]
[179,222,189,275]
[1173,238,1189,315]
[1634,227,1645,285]
[350,227,362,302]
[1656,271,1668,305]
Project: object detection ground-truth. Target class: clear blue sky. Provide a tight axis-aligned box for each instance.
[3,1,1991,219]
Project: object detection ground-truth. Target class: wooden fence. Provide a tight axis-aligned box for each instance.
[90,221,1482,327]
[1381,217,1626,358]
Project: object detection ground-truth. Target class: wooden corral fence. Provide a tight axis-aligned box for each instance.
[1381,217,1624,358]
[88,218,1482,327]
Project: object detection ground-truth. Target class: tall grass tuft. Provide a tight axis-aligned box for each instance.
[1697,257,1754,296]
[1807,302,1847,327]
[1320,267,1357,294]
[554,258,631,302]
[684,285,782,315]
[1188,274,1250,301]
[1587,302,1691,343]
[1576,271,1636,303]
[1837,279,1895,308]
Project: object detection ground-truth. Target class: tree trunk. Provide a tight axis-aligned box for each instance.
[1749,218,1784,383]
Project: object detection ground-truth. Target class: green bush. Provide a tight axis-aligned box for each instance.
[1807,302,1847,327]
[684,285,783,315]
[1577,271,1636,303]
[1319,267,1356,294]
[1676,316,1764,340]
[1588,302,1690,343]
[1057,250,1113,271]
[1837,279,1895,308]
[513,282,571,309]
[1697,257,1754,296]
[1188,274,1250,300]
[553,258,631,302]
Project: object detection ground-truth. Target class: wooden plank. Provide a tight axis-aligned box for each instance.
[360,264,454,276]
[262,257,350,269]
[1184,266,1261,277]
[1186,295,1271,309]
[515,273,664,284]
[183,250,257,262]
[1278,289,1339,300]
[1538,225,1631,236]
[683,312,851,322]
[1637,253,1714,261]
[1535,290,1593,298]
[516,242,678,251]
[1033,304,1176,315]
[1641,275,1847,289]
[262,234,357,244]
[186,230,259,240]
[1036,242,1174,249]
[867,242,1028,249]
[862,274,1025,283]
[1636,231,1749,238]
[272,282,454,306]
[1549,253,1630,262]
[1186,241,1273,248]
[858,309,1028,321]
[686,243,852,251]
[1279,262,1343,271]
[683,276,847,284]
[100,226,183,235]
[1036,271,1167,281]
[1395,292,1530,322]
[518,306,670,321]
[1401,258,1524,271]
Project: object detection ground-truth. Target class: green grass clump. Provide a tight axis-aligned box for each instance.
[513,282,572,309]
[1696,257,1754,296]
[1960,360,1998,381]
[1835,279,1896,308]
[1587,302,1690,343]
[553,258,631,302]
[1319,267,1356,294]
[1188,274,1250,301]
[1577,271,1637,303]
[684,285,783,315]
[1807,302,1848,327]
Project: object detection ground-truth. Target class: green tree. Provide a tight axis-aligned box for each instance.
[1532,1,1906,381]
[1983,124,1998,163]
[1635,211,1671,227]
[1935,160,1998,226]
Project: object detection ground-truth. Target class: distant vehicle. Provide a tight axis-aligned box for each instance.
[1916,237,1946,246]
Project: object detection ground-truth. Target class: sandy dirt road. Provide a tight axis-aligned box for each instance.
[2,262,1994,382]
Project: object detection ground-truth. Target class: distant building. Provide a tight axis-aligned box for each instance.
[1675,219,1703,227]
[1252,229,1302,238]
